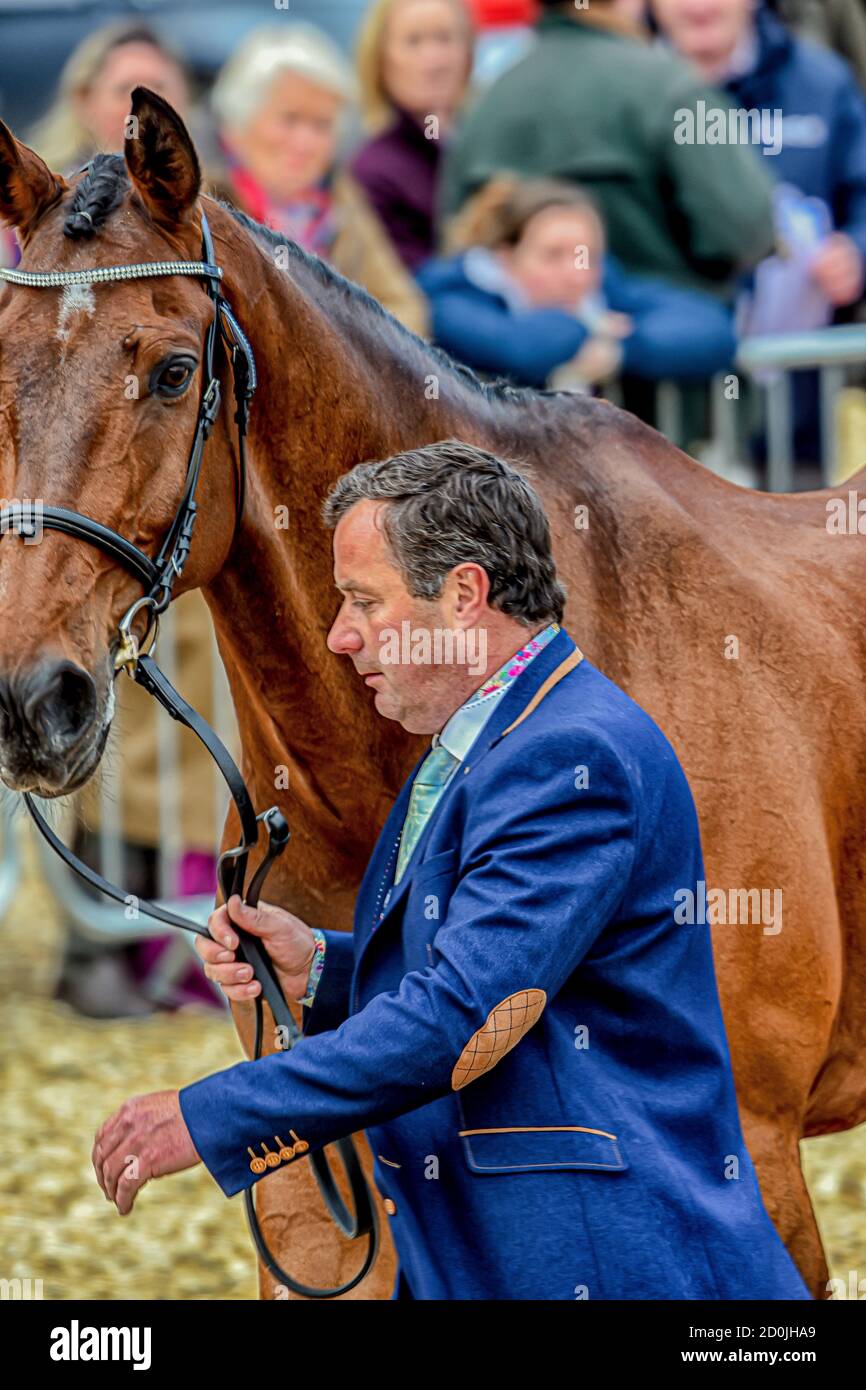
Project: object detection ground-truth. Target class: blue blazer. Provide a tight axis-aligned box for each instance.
[179,627,811,1301]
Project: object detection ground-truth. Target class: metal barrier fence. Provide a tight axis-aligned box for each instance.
[1,325,864,983]
[651,324,866,492]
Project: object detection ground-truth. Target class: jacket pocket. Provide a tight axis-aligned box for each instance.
[402,848,460,971]
[458,1124,628,1174]
[411,846,459,880]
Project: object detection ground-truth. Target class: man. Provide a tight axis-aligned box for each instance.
[439,0,776,296]
[654,0,866,466]
[92,441,811,1301]
[653,0,866,310]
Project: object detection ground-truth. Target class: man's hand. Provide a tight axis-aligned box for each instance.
[91,899,318,1215]
[195,894,318,1004]
[92,1090,201,1215]
[811,232,865,307]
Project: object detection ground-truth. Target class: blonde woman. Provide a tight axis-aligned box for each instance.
[4,21,191,273]
[351,0,474,271]
[207,24,428,336]
[27,19,192,174]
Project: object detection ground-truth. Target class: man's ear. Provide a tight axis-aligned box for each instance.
[124,85,201,231]
[0,121,66,242]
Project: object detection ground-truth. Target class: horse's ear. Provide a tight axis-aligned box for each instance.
[0,121,66,241]
[124,86,201,231]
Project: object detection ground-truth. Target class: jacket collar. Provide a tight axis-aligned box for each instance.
[538,6,648,43]
[435,619,561,761]
[356,626,580,945]
[463,246,531,311]
[724,8,792,89]
[390,104,441,160]
[469,624,577,757]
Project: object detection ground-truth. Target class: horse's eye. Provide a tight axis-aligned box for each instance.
[150,356,196,398]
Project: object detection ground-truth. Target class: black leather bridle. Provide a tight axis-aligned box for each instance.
[0,205,378,1297]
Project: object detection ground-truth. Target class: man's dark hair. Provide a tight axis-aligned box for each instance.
[322,439,566,626]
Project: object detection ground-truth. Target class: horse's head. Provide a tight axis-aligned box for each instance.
[0,87,242,796]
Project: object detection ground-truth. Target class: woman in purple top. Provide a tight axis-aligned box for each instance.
[352,0,475,272]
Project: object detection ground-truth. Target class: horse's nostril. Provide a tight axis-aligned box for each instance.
[35,662,98,748]
[11,660,99,752]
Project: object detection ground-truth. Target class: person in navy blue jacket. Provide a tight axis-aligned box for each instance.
[654,0,866,311]
[92,440,812,1302]
[416,177,737,390]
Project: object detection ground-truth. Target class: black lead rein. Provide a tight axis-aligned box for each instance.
[0,203,377,1297]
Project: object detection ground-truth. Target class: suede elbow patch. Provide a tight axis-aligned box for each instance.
[451,988,547,1091]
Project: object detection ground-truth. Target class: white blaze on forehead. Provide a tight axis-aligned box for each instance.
[56,282,96,341]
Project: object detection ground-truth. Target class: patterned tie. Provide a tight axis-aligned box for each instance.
[394,744,459,884]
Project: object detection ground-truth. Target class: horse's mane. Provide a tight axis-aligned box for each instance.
[61,153,571,410]
[221,205,562,408]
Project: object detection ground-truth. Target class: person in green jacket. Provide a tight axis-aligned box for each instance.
[440,0,776,297]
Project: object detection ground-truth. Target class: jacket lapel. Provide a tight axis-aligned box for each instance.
[467,626,577,759]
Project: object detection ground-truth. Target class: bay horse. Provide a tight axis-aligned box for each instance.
[0,89,862,1301]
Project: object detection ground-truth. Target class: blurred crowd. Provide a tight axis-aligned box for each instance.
[8,1,866,403]
[3,0,866,1015]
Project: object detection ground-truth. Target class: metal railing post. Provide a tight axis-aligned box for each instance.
[820,365,845,486]
[764,372,794,493]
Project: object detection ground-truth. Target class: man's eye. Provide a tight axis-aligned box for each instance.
[150,357,196,398]
[353,600,373,611]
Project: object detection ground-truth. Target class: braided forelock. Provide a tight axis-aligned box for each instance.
[63,153,129,239]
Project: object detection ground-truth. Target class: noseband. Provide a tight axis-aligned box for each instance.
[0,206,377,1298]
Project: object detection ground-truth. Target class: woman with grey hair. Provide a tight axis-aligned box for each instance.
[206,24,428,336]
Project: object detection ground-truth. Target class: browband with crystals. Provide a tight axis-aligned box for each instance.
[0,259,223,288]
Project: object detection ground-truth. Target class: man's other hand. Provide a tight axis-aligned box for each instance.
[811,232,866,307]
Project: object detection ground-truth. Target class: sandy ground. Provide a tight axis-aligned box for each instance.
[1,816,864,1301]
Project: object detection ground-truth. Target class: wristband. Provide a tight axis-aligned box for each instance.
[297,927,326,1006]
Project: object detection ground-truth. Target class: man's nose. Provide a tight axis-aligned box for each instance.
[326,613,363,655]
